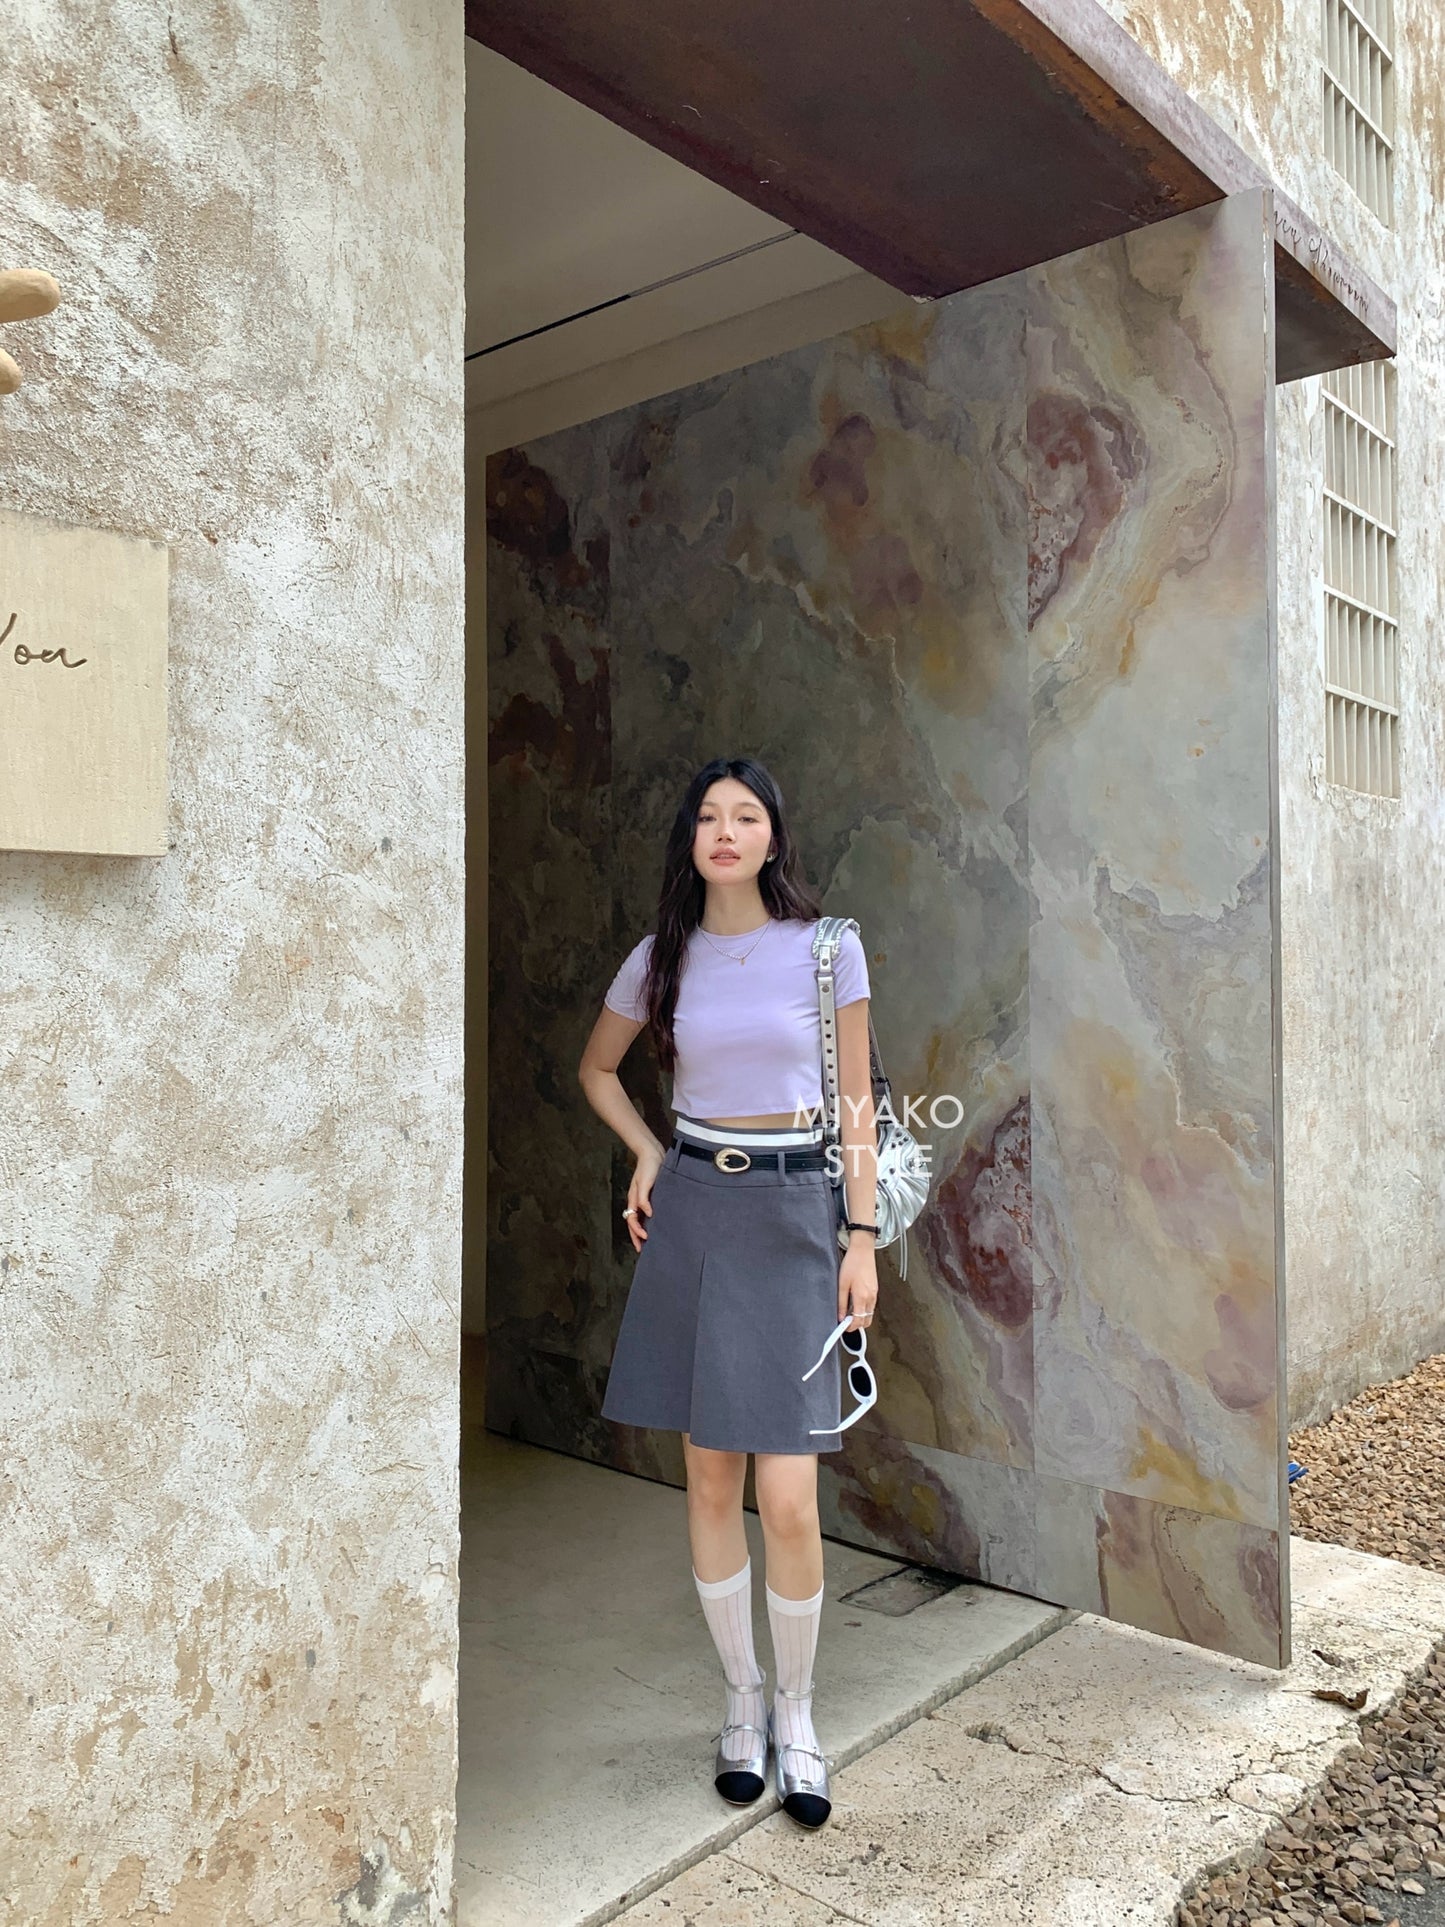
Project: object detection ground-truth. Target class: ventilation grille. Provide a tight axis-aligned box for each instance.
[1323,361,1398,797]
[1322,0,1394,223]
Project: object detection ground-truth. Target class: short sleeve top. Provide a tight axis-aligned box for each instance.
[602,915,870,1119]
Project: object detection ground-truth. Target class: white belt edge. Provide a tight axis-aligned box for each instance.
[672,1114,825,1149]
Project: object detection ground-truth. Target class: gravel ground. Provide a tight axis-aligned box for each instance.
[1176,1352,1445,1927]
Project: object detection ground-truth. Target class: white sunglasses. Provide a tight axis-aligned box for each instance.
[801,1315,878,1435]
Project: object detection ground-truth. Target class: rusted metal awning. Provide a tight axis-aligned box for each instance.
[466,0,1393,384]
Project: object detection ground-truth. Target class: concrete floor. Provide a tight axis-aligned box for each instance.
[458,1422,1069,1927]
[613,1538,1445,1927]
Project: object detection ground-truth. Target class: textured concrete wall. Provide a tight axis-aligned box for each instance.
[1093,0,1445,1425]
[0,5,463,1921]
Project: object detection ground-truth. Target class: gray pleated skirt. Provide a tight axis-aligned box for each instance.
[601,1117,846,1454]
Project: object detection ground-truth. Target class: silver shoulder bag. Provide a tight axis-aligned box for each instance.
[812,916,930,1281]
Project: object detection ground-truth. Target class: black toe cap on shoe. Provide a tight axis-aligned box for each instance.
[782,1790,832,1828]
[715,1768,766,1805]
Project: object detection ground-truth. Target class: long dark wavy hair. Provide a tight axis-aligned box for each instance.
[640,757,824,1074]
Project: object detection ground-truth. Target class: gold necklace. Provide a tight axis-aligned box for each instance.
[696,918,772,965]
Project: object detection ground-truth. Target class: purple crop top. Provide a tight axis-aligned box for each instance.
[603,915,870,1120]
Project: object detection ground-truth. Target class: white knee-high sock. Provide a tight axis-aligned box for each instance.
[694,1560,767,1762]
[766,1579,825,1773]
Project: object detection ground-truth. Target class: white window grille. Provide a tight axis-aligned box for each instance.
[1322,0,1394,223]
[1323,360,1398,797]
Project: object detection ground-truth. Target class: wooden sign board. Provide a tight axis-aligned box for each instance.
[0,510,169,855]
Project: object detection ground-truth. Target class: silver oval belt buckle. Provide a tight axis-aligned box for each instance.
[714,1146,752,1172]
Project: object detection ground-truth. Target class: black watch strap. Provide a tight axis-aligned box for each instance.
[845,1220,880,1235]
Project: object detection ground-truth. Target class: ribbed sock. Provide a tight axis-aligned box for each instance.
[766,1578,825,1777]
[693,1559,767,1763]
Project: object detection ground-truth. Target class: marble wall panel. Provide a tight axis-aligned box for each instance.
[1092,0,1445,1435]
[1034,1476,1283,1666]
[486,289,1037,1486]
[1026,194,1284,1566]
[486,193,1285,1665]
[819,1435,1038,1598]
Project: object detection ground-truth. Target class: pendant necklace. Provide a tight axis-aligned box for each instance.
[696,918,772,966]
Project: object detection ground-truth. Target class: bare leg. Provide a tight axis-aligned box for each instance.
[752,1452,823,1597]
[681,1432,749,1580]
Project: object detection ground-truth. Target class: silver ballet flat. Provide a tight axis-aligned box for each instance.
[713,1717,769,1805]
[769,1694,833,1828]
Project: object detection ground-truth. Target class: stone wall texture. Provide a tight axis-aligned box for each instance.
[487,194,1289,1667]
[0,4,464,1920]
[1092,0,1445,1422]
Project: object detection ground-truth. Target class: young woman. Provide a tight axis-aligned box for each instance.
[577,756,879,1830]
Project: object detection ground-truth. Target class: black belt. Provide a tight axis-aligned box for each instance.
[675,1138,829,1174]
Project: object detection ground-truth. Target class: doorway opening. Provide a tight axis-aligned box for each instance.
[459,41,1066,1927]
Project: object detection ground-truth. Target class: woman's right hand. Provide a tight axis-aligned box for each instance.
[625,1148,664,1253]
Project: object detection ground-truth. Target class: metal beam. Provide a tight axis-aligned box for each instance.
[466,0,1394,384]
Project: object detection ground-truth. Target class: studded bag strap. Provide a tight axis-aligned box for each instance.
[812,916,859,1153]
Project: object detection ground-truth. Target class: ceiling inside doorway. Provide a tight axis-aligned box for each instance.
[465,42,900,424]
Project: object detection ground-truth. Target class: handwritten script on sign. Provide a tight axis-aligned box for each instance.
[2,610,89,668]
[0,509,168,855]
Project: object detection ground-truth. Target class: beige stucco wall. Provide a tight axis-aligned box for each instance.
[0,4,464,1920]
[1093,0,1445,1425]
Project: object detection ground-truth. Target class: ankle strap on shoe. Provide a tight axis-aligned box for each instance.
[775,1684,814,1701]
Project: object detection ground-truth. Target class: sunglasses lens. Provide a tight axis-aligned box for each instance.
[849,1363,872,1396]
[841,1329,864,1355]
